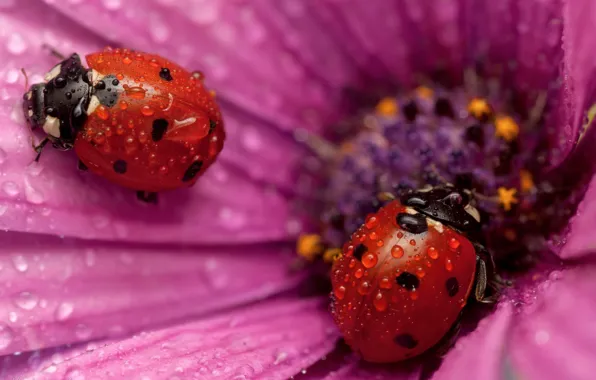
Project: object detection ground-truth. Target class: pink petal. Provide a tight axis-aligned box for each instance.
[508,266,596,380]
[0,2,301,244]
[0,231,303,355]
[3,298,337,380]
[322,360,421,380]
[431,304,513,380]
[558,174,596,259]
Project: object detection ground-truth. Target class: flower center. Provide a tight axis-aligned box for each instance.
[297,79,567,273]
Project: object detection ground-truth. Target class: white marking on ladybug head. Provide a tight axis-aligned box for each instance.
[43,116,61,138]
[405,207,417,215]
[89,69,104,85]
[464,204,481,223]
[44,64,62,82]
[26,91,32,100]
[426,218,444,233]
[86,95,100,115]
[27,110,33,117]
[163,93,174,111]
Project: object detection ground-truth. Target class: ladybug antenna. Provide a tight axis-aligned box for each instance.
[20,68,29,90]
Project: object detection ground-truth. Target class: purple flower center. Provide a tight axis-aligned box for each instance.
[298,75,577,276]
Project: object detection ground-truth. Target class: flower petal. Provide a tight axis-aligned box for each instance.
[508,266,596,380]
[323,360,421,380]
[2,298,337,380]
[431,304,513,380]
[0,231,303,356]
[0,2,300,244]
[558,174,596,259]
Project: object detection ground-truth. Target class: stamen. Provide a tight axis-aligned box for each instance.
[375,97,399,117]
[415,86,434,99]
[494,115,520,142]
[497,187,519,211]
[519,170,535,193]
[323,248,342,263]
[467,98,492,120]
[297,234,324,261]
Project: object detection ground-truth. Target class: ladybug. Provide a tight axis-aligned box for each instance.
[330,185,501,363]
[22,47,224,203]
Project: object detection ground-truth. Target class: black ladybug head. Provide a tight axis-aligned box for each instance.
[22,53,91,149]
[400,185,481,233]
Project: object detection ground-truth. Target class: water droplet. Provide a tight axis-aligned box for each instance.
[13,291,38,310]
[427,246,438,259]
[141,105,154,116]
[379,276,392,289]
[445,258,453,271]
[6,33,26,55]
[358,281,372,295]
[55,302,74,321]
[391,245,404,258]
[63,367,86,380]
[96,105,109,120]
[334,286,345,300]
[122,56,132,65]
[118,100,128,110]
[409,239,416,246]
[373,292,387,311]
[75,324,92,340]
[44,365,57,373]
[0,323,14,349]
[8,312,17,323]
[3,181,20,197]
[12,255,28,272]
[354,268,363,279]
[416,268,425,278]
[24,180,45,204]
[534,330,550,345]
[365,216,378,229]
[362,253,378,268]
[273,352,288,365]
[101,0,121,10]
[448,238,460,250]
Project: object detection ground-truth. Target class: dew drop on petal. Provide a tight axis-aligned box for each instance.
[12,255,28,272]
[6,33,27,55]
[55,302,74,321]
[362,253,378,268]
[3,181,20,197]
[0,324,14,349]
[391,245,404,258]
[13,291,38,310]
[64,367,86,380]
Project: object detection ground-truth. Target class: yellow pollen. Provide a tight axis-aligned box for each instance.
[323,248,342,262]
[415,86,434,99]
[375,97,398,117]
[498,187,518,211]
[519,170,534,192]
[495,115,520,142]
[468,98,492,119]
[296,234,323,261]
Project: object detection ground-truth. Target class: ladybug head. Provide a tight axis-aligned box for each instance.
[400,185,481,233]
[22,53,91,150]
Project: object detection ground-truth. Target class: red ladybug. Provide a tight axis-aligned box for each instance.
[330,186,500,363]
[22,47,224,203]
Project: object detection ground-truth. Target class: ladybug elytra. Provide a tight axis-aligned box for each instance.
[22,47,224,202]
[330,185,500,363]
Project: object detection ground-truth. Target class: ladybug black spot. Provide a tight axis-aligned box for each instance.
[394,334,418,349]
[353,244,368,260]
[209,119,217,134]
[434,97,455,118]
[113,160,128,174]
[160,67,173,81]
[396,272,420,291]
[112,78,119,86]
[402,100,418,122]
[446,277,459,297]
[396,213,428,234]
[182,160,203,182]
[152,118,169,142]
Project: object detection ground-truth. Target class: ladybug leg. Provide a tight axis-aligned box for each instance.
[474,257,501,304]
[433,314,462,357]
[41,43,66,60]
[32,138,49,162]
[77,160,88,171]
[136,191,158,204]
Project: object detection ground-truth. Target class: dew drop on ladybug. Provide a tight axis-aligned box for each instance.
[330,186,495,363]
[22,48,225,201]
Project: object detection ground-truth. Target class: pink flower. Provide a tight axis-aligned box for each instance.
[0,0,595,379]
